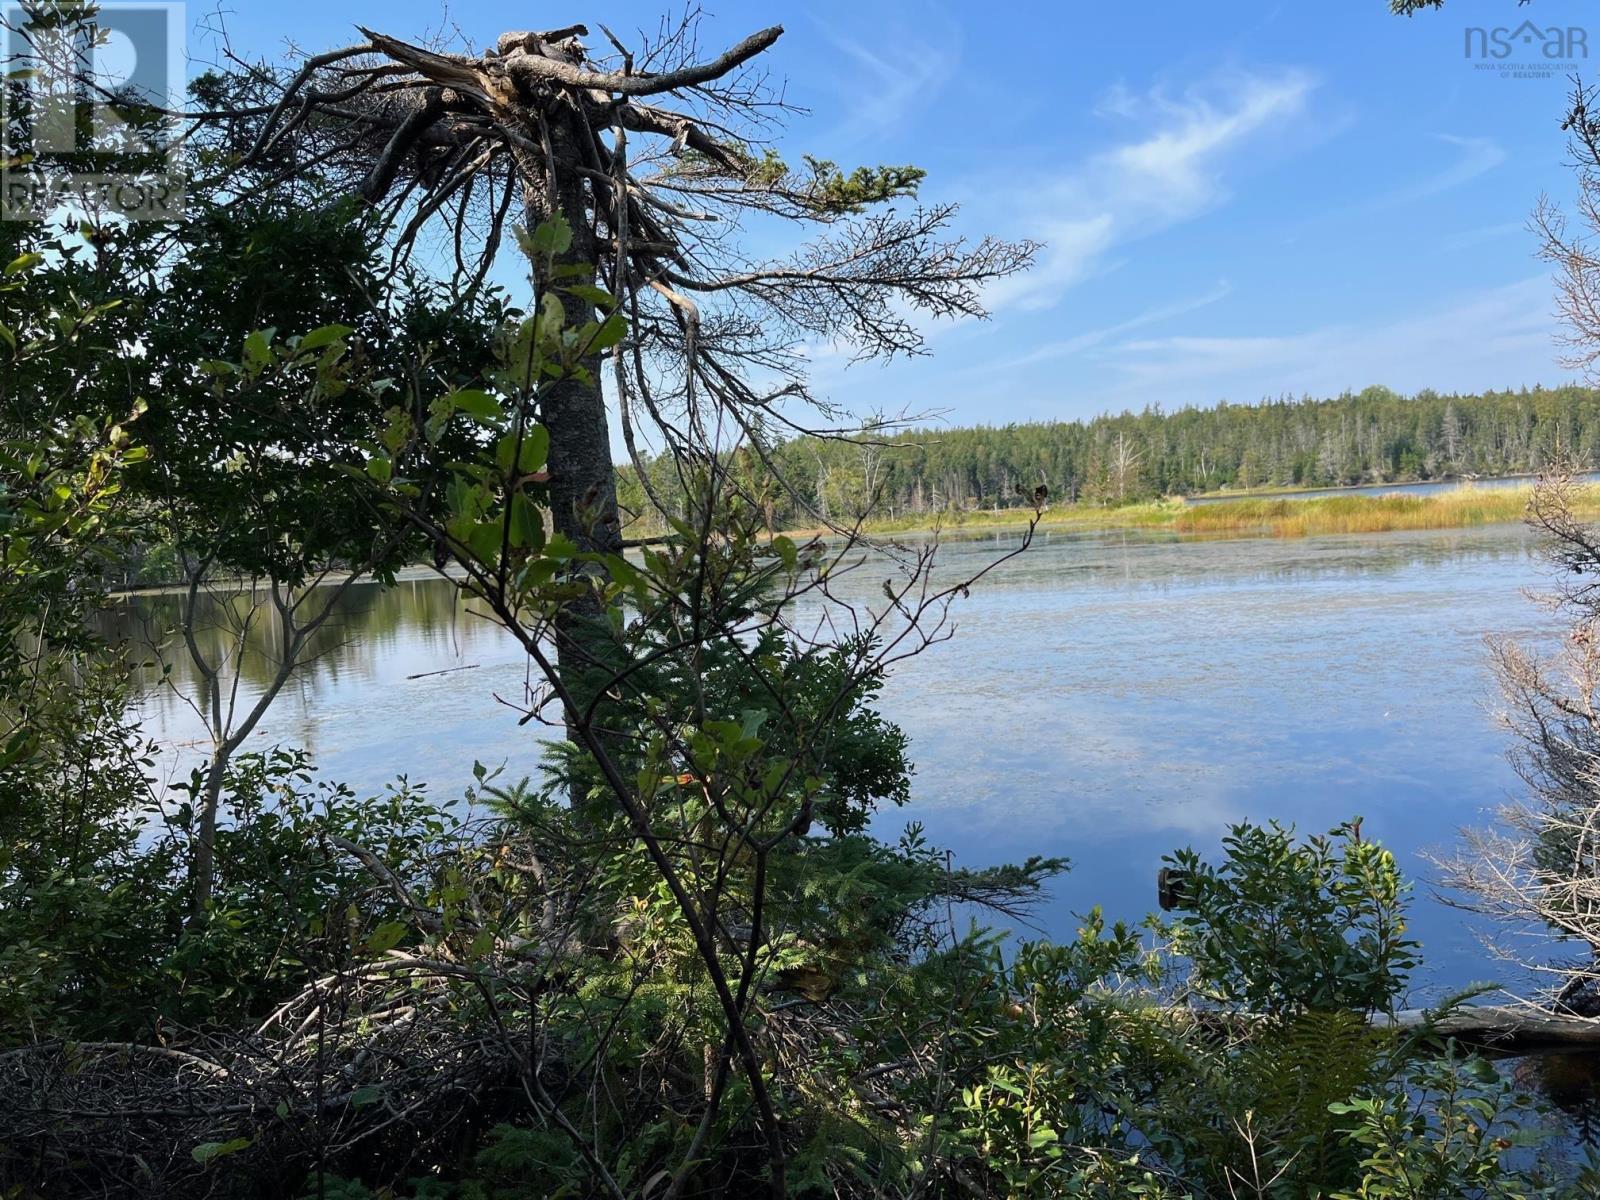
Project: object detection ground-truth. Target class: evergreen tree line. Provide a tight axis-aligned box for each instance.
[621,385,1600,526]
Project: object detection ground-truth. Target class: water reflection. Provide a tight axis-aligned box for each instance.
[108,573,496,696]
[103,523,1600,1151]
[108,572,536,787]
[1515,1053,1600,1150]
[109,525,1554,997]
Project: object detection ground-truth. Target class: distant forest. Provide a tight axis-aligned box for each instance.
[619,385,1600,525]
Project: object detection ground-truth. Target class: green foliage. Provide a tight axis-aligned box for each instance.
[1,747,459,1041]
[910,886,1567,1200]
[0,225,146,607]
[707,145,924,215]
[798,156,926,214]
[162,750,458,1030]
[1164,819,1418,1018]
[0,212,167,1042]
[1330,1049,1554,1199]
[617,386,1600,528]
[929,915,1178,1196]
[129,195,508,587]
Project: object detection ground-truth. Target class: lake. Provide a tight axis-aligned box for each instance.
[119,522,1563,1004]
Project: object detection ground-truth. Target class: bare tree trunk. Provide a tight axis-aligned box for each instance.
[186,646,290,920]
[518,129,623,563]
[512,122,625,799]
[177,572,362,918]
[189,678,289,917]
[189,747,228,917]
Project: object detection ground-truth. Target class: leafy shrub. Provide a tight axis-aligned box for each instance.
[1164,819,1418,1018]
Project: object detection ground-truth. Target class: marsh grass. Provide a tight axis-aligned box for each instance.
[1173,486,1600,537]
[781,484,1600,541]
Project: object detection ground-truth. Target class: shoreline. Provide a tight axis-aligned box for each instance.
[113,479,1600,596]
[1184,471,1545,501]
[775,480,1600,543]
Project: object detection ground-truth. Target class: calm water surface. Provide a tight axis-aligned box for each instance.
[119,524,1562,1003]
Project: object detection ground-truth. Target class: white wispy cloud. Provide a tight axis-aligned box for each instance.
[1093,276,1559,404]
[989,280,1235,373]
[1376,133,1507,209]
[1439,220,1528,253]
[814,24,959,148]
[1266,133,1508,249]
[983,68,1317,312]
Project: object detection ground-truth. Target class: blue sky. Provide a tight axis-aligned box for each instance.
[204,0,1589,428]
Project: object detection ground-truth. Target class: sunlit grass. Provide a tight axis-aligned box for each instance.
[1172,486,1600,537]
[791,484,1600,541]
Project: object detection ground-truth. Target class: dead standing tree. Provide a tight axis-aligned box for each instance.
[1535,78,1600,382]
[1436,470,1600,1009]
[228,13,1035,714]
[1438,78,1600,1009]
[188,26,1039,1193]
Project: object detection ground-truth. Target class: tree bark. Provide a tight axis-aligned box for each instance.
[511,113,625,800]
[189,746,228,917]
[1388,1005,1600,1052]
[524,140,623,563]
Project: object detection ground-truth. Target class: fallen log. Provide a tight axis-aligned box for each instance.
[1388,1005,1600,1055]
[1176,1002,1600,1057]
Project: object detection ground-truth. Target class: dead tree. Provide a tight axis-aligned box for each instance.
[1434,470,1600,1010]
[164,22,1041,1193]
[1435,79,1600,1008]
[1535,78,1600,383]
[157,559,369,918]
[210,13,1035,721]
